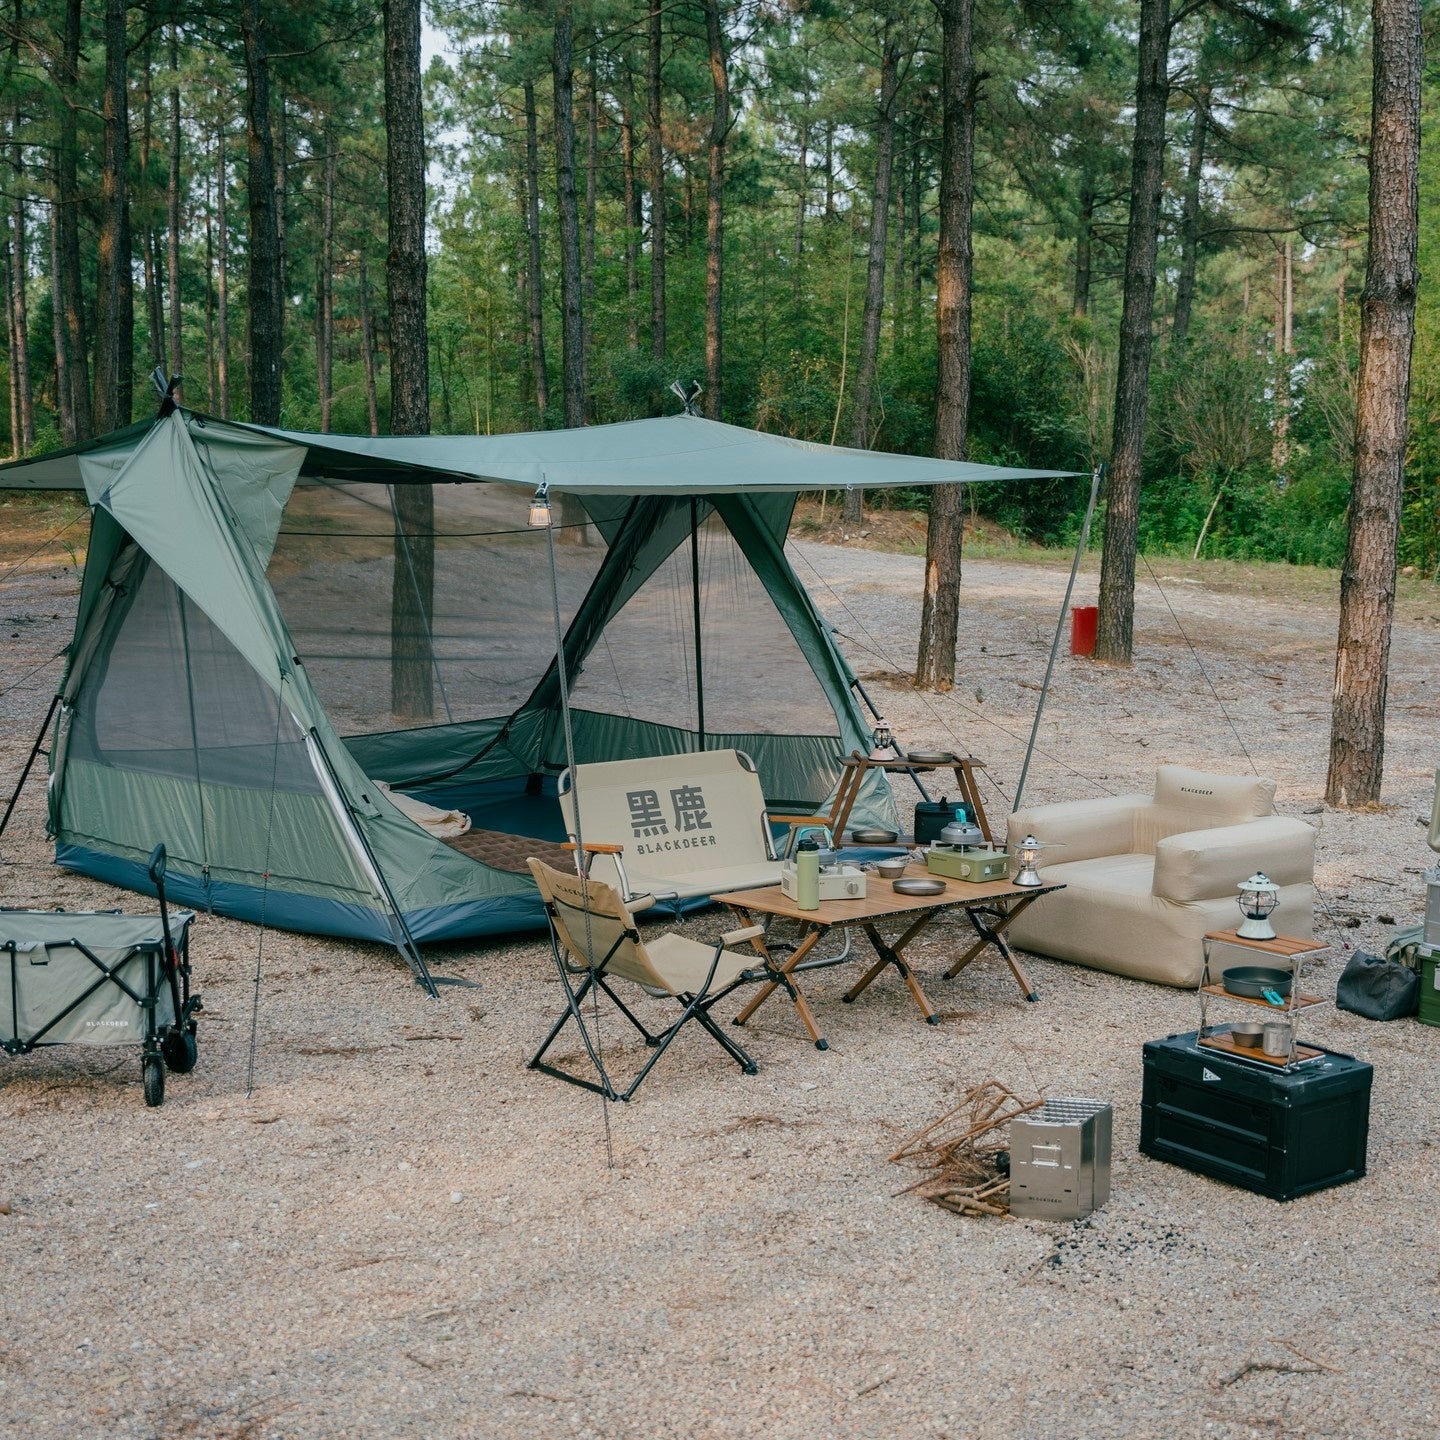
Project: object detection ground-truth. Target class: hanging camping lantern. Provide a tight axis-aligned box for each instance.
[528,480,552,529]
[1236,872,1280,940]
[1014,835,1048,888]
[869,717,893,759]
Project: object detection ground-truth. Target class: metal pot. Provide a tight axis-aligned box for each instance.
[937,817,986,849]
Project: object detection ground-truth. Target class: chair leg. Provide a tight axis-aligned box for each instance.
[692,1004,758,1074]
[595,975,663,1045]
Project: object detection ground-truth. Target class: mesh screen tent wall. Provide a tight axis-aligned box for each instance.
[42,412,901,952]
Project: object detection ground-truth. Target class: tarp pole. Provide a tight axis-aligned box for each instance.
[1013,465,1104,814]
[690,497,705,746]
[0,693,59,841]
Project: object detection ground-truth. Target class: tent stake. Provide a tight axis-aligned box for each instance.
[1013,465,1104,815]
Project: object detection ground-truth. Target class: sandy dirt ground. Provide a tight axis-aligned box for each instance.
[1,511,1438,1439]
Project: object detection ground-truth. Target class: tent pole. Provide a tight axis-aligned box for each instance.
[690,497,704,746]
[1013,465,1104,814]
[308,728,437,997]
[0,693,59,841]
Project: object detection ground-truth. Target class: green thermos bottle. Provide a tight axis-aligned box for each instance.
[795,836,820,911]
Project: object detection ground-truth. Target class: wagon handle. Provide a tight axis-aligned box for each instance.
[147,844,167,886]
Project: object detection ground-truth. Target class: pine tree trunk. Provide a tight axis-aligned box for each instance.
[1271,239,1291,471]
[241,0,282,424]
[8,125,33,452]
[1073,181,1094,319]
[1325,0,1421,808]
[4,236,17,457]
[701,0,729,419]
[216,124,230,418]
[552,3,584,429]
[647,0,667,364]
[57,0,90,439]
[274,92,287,358]
[915,0,975,692]
[620,95,639,350]
[794,89,808,313]
[384,0,434,722]
[318,119,335,431]
[166,23,182,393]
[523,80,550,421]
[93,0,129,433]
[583,49,597,410]
[358,248,379,436]
[50,198,73,442]
[845,32,901,521]
[1170,84,1209,347]
[1095,0,1170,665]
[203,172,214,410]
[140,42,164,370]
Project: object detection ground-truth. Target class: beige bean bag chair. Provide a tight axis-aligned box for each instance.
[1005,766,1314,988]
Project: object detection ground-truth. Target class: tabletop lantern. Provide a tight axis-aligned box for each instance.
[1014,834,1046,888]
[869,717,893,759]
[1236,871,1280,940]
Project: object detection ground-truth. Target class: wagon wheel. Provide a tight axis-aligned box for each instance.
[162,1027,198,1074]
[142,1054,166,1107]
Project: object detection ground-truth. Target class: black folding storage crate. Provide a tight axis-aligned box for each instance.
[1140,1030,1371,1202]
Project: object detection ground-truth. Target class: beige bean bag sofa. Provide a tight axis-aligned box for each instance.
[1005,766,1315,987]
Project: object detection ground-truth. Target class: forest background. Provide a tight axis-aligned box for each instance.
[0,0,1436,575]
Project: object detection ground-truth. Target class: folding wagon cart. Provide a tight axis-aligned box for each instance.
[1,846,201,1106]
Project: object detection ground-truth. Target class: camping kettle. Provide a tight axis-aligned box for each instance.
[937,815,986,849]
[793,825,840,868]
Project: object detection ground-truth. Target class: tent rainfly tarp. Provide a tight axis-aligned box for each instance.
[2,410,1072,973]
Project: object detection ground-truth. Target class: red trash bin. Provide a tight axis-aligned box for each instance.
[1071,604,1098,657]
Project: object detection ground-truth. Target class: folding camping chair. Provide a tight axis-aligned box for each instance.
[557,747,850,963]
[526,858,765,1101]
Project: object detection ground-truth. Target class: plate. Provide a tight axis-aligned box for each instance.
[892,876,946,896]
[851,827,899,844]
[902,749,956,765]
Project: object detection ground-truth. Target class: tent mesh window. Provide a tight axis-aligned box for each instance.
[267,481,608,737]
[69,554,319,795]
[567,511,835,739]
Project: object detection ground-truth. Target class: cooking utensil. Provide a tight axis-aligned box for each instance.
[1261,987,1287,1008]
[892,876,946,896]
[874,858,909,880]
[1229,1022,1265,1049]
[850,827,899,845]
[1221,965,1293,999]
[903,749,956,765]
[1262,1020,1294,1057]
[937,817,986,848]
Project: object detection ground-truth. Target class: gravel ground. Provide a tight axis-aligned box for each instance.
[1,535,1438,1440]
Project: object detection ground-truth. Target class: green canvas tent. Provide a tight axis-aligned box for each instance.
[3,409,1070,976]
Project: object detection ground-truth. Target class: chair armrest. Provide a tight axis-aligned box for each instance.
[770,814,829,829]
[629,893,658,914]
[722,924,766,947]
[1006,794,1146,863]
[1152,817,1315,903]
[560,840,625,855]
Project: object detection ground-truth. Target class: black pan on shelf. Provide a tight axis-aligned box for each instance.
[1221,965,1293,999]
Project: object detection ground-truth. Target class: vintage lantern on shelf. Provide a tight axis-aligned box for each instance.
[1236,872,1280,940]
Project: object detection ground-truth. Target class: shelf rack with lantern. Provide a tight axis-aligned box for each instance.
[1193,870,1331,1069]
[1196,930,1331,1069]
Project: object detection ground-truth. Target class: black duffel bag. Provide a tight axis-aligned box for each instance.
[914,797,970,845]
[1335,948,1420,1021]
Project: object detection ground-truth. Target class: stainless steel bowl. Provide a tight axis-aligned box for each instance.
[875,858,909,880]
[1229,1022,1265,1049]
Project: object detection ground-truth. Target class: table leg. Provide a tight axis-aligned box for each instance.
[842,915,940,1024]
[732,922,831,1050]
[942,895,1042,1001]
